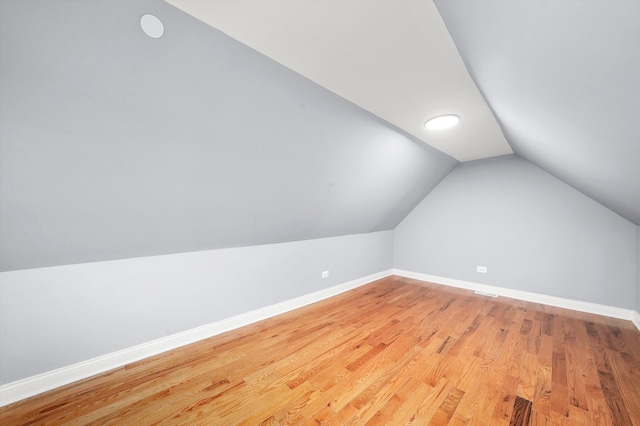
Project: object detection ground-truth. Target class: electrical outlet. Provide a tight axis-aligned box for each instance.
[322,271,329,278]
[477,266,487,273]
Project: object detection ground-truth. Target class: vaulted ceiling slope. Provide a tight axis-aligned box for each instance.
[164,0,513,162]
[435,0,640,225]
[0,0,457,272]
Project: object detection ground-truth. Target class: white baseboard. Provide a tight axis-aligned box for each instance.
[0,269,392,407]
[393,269,638,327]
[633,311,640,331]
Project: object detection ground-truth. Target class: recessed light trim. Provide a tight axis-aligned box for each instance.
[140,14,164,39]
[424,114,460,130]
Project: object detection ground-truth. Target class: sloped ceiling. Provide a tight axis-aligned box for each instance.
[1,0,638,271]
[434,0,640,225]
[0,0,456,272]
[167,0,639,225]
[164,0,513,162]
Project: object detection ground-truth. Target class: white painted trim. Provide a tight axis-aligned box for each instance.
[0,269,392,407]
[393,269,637,322]
[632,311,640,332]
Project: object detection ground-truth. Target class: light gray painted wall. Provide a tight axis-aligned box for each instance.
[0,230,392,385]
[0,0,456,272]
[637,227,640,314]
[394,155,637,309]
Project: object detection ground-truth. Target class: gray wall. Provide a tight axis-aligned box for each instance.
[0,0,456,271]
[637,227,640,314]
[394,155,637,309]
[0,231,392,385]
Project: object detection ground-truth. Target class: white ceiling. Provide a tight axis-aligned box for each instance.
[164,0,512,162]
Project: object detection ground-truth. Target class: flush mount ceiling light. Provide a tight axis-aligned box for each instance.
[140,14,164,38]
[424,114,460,130]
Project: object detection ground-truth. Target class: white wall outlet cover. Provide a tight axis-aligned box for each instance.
[477,266,487,273]
[322,271,329,278]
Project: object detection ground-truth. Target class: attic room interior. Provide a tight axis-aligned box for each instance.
[0,0,639,424]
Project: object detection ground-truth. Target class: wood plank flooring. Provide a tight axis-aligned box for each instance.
[1,276,639,425]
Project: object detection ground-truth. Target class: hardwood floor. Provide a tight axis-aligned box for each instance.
[1,276,639,425]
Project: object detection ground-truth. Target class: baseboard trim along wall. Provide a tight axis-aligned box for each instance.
[394,269,639,329]
[633,311,640,331]
[0,269,393,407]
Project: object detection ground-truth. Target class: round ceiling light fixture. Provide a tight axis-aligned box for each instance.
[424,114,460,130]
[140,14,164,38]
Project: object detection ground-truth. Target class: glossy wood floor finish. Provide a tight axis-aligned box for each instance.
[1,276,639,425]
